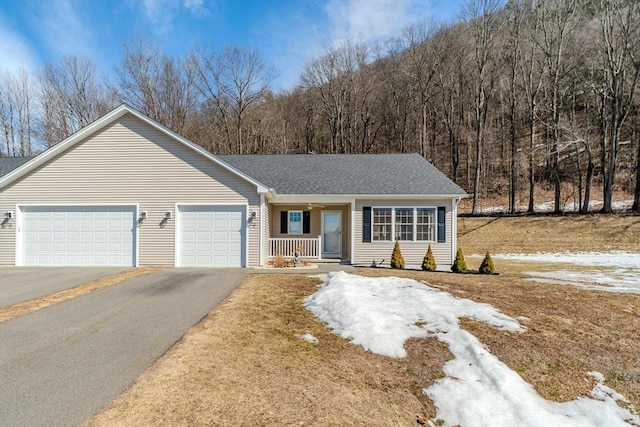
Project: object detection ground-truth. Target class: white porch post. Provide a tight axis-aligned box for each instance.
[318,235,322,260]
[351,199,356,265]
[259,194,265,266]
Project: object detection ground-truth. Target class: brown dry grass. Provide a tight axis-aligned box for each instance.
[0,267,164,323]
[86,216,639,425]
[458,215,640,254]
[86,274,433,426]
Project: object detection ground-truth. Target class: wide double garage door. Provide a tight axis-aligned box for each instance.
[20,206,136,266]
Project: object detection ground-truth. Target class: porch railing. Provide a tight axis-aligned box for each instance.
[269,236,322,259]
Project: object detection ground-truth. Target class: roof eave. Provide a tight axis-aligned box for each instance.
[268,193,468,203]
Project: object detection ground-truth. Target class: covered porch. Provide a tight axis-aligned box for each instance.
[267,203,352,262]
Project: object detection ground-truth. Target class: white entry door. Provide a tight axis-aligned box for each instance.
[178,205,245,267]
[321,211,342,258]
[20,205,136,266]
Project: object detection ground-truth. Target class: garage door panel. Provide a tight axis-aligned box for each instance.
[21,206,135,266]
[179,206,245,267]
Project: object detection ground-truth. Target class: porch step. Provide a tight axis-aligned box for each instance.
[316,258,348,264]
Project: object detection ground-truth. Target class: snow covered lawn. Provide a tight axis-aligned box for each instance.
[305,272,640,427]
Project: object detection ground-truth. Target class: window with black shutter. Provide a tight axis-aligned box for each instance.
[437,207,446,243]
[280,211,288,234]
[362,206,371,242]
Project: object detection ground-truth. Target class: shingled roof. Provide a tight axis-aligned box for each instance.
[219,153,466,196]
[0,157,32,178]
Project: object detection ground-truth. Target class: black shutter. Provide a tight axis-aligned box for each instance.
[303,211,311,234]
[437,207,446,243]
[362,206,371,242]
[280,211,288,234]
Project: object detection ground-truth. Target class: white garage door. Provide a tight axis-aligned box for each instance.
[21,206,136,266]
[178,205,245,267]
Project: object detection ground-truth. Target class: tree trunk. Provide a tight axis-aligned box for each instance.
[581,160,594,214]
[633,133,640,212]
[527,107,536,213]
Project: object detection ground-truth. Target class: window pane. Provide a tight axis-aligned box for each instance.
[394,208,413,241]
[289,211,302,234]
[416,208,435,241]
[372,208,391,241]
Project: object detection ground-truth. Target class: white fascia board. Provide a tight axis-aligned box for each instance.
[0,104,270,194]
[268,194,467,204]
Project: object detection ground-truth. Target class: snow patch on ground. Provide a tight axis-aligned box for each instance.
[477,199,633,213]
[488,252,640,293]
[524,270,640,294]
[296,333,319,344]
[491,251,639,269]
[304,272,639,427]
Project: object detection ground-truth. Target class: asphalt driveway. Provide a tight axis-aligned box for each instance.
[0,268,246,427]
[0,267,129,307]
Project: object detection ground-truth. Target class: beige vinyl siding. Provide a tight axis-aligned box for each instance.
[269,204,351,260]
[0,113,261,266]
[353,199,454,268]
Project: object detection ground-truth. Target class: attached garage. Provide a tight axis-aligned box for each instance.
[18,205,137,266]
[177,205,246,267]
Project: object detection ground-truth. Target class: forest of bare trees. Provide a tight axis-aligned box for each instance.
[1,0,639,213]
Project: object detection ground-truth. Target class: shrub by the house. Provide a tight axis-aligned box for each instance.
[390,241,405,269]
[451,248,467,273]
[479,252,495,274]
[421,245,437,271]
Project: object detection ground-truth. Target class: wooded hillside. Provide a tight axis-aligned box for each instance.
[2,0,639,213]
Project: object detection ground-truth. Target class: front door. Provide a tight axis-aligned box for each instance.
[321,211,342,258]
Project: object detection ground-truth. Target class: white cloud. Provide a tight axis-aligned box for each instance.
[37,0,94,57]
[0,23,38,75]
[139,0,180,34]
[137,0,207,34]
[183,0,207,16]
[324,0,432,44]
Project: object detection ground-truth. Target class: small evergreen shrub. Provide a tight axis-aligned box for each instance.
[421,245,437,271]
[390,241,405,269]
[451,248,468,273]
[479,252,495,274]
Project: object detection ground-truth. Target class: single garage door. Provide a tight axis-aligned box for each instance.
[178,205,245,267]
[20,206,136,266]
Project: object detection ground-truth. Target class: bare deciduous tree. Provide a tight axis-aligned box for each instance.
[191,44,276,154]
[112,37,197,136]
[38,56,110,146]
[596,0,640,212]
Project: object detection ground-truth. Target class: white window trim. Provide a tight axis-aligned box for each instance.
[288,210,303,235]
[371,206,438,243]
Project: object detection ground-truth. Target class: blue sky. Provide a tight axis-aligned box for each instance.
[1,0,465,91]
